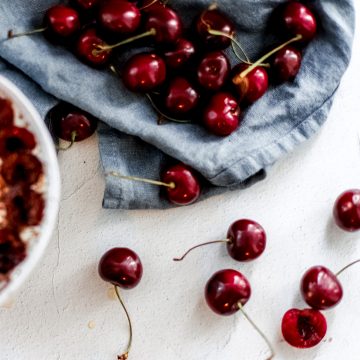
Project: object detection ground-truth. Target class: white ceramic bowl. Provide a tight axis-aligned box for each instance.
[0,76,61,305]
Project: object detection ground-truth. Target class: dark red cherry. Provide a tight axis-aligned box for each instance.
[162,38,195,69]
[301,266,343,310]
[227,219,266,261]
[165,77,200,115]
[99,0,141,34]
[333,189,360,232]
[271,45,302,83]
[205,269,251,316]
[0,98,14,129]
[73,0,99,10]
[161,164,200,206]
[0,126,36,155]
[98,248,143,289]
[203,92,240,136]
[282,308,327,348]
[1,153,43,186]
[232,64,269,105]
[196,9,235,50]
[197,51,230,91]
[0,229,26,274]
[50,103,98,142]
[144,6,183,44]
[77,28,111,67]
[44,5,80,38]
[280,2,317,43]
[122,53,166,93]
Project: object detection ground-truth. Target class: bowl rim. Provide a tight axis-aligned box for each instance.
[0,75,61,305]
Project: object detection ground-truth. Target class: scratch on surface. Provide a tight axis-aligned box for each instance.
[51,207,61,316]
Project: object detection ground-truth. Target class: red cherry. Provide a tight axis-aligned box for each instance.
[50,103,98,142]
[281,2,317,43]
[161,164,200,206]
[144,6,183,44]
[301,266,343,310]
[164,77,200,115]
[44,5,80,38]
[162,38,195,69]
[333,189,360,232]
[227,219,266,261]
[203,92,240,136]
[99,0,141,34]
[197,51,230,91]
[98,248,143,289]
[0,98,14,129]
[196,9,235,50]
[282,308,327,348]
[0,229,26,274]
[205,269,251,316]
[76,28,111,67]
[122,53,166,93]
[271,45,302,83]
[0,126,36,156]
[232,64,269,104]
[73,0,99,10]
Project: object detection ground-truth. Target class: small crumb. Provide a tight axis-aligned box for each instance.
[328,337,333,343]
[88,321,96,329]
[107,287,117,300]
[83,161,86,164]
[2,299,14,309]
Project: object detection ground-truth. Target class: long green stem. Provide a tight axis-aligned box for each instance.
[8,27,47,39]
[336,259,360,277]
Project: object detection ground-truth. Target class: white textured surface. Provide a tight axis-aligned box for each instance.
[1,11,360,360]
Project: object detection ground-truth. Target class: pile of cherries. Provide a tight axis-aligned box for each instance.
[9,0,317,136]
[0,97,45,277]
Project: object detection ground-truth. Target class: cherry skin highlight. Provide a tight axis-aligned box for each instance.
[196,9,235,50]
[301,266,343,310]
[227,219,266,261]
[122,53,166,93]
[165,77,200,115]
[73,0,99,11]
[271,45,302,83]
[205,269,251,316]
[99,0,141,34]
[197,51,230,91]
[163,38,195,69]
[0,98,14,129]
[333,189,360,232]
[282,308,327,348]
[161,164,200,206]
[203,92,240,136]
[98,248,143,289]
[280,1,317,43]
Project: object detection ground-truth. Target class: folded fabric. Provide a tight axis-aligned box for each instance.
[0,0,355,209]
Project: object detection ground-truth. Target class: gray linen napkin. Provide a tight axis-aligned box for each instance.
[0,0,355,209]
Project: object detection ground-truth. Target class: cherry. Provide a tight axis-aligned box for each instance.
[280,2,317,43]
[164,77,200,115]
[0,98,14,129]
[271,45,302,83]
[203,92,240,136]
[49,103,98,145]
[0,229,26,274]
[232,64,269,105]
[99,247,143,289]
[77,28,111,67]
[281,308,327,348]
[161,164,201,206]
[122,53,166,93]
[196,8,235,50]
[73,0,99,11]
[99,247,143,360]
[197,51,230,91]
[1,153,43,186]
[162,38,196,69]
[301,266,343,310]
[333,189,360,232]
[99,0,141,35]
[0,126,36,156]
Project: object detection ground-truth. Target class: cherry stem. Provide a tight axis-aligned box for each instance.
[237,302,275,360]
[114,286,132,360]
[173,239,230,261]
[145,94,193,124]
[336,259,360,277]
[57,131,77,151]
[139,0,159,10]
[94,28,156,54]
[107,171,176,189]
[7,27,47,39]
[234,34,302,83]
